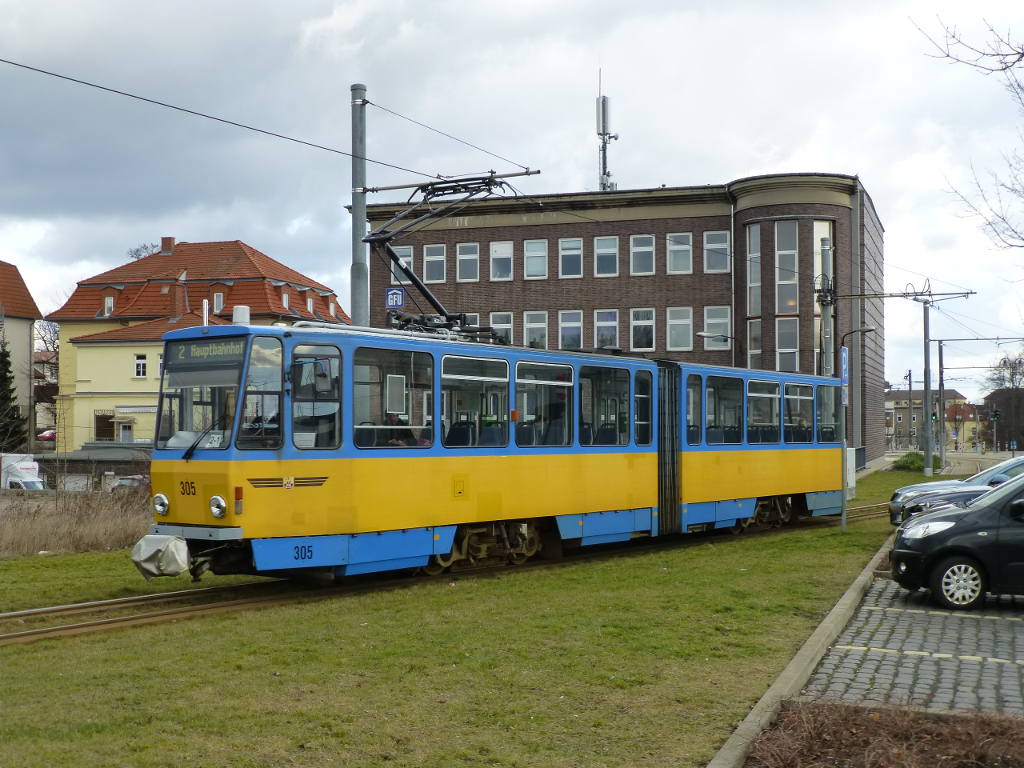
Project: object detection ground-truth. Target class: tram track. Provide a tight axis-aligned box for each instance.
[1,508,891,647]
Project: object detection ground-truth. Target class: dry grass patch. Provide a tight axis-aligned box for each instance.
[0,490,151,558]
[747,700,1024,768]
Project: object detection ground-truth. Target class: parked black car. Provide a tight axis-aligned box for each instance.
[891,474,1024,609]
[888,455,1024,525]
[891,484,994,523]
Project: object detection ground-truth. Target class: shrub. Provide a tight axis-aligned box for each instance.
[890,452,941,472]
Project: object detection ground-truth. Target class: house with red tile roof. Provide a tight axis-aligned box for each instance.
[47,237,348,451]
[0,260,43,447]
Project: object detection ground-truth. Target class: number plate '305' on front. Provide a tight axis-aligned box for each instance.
[251,536,346,570]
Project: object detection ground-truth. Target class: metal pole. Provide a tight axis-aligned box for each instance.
[819,237,834,378]
[922,301,933,476]
[350,83,368,327]
[938,342,946,468]
[841,396,847,532]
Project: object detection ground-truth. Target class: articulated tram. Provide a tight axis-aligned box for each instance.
[133,319,843,580]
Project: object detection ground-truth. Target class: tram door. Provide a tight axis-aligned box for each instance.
[657,362,681,535]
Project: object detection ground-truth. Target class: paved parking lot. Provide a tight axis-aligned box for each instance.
[803,578,1024,715]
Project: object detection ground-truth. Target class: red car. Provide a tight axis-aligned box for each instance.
[36,429,56,441]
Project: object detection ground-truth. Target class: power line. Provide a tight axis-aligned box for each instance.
[0,56,442,180]
[367,100,530,171]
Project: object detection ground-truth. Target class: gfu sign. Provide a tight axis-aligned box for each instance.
[385,287,405,310]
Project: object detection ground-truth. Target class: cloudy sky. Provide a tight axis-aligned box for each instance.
[1,0,1021,400]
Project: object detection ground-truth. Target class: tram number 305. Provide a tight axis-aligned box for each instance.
[294,545,315,561]
[179,481,197,496]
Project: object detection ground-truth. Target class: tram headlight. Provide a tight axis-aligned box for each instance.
[210,495,227,519]
[152,493,169,516]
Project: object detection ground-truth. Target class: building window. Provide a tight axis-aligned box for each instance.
[282,291,289,309]
[158,354,164,376]
[390,245,414,285]
[213,292,225,313]
[666,233,693,274]
[524,311,548,348]
[814,221,835,372]
[777,317,799,372]
[559,238,583,278]
[490,312,513,344]
[630,235,655,275]
[748,319,762,369]
[463,313,480,328]
[594,309,618,349]
[94,411,115,441]
[630,308,655,351]
[104,295,114,316]
[456,243,479,282]
[490,241,513,281]
[896,414,903,423]
[307,297,314,313]
[747,224,761,316]
[703,306,731,350]
[776,221,799,313]
[329,302,336,317]
[703,231,730,273]
[424,244,446,283]
[666,307,693,351]
[559,310,583,350]
[594,236,618,277]
[524,240,548,279]
[134,354,147,378]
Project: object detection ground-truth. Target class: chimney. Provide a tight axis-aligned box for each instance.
[161,236,175,255]
[170,279,189,319]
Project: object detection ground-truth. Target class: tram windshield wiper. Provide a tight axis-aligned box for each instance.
[182,415,227,463]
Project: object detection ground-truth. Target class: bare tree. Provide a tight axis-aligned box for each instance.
[920,20,1024,248]
[127,242,159,261]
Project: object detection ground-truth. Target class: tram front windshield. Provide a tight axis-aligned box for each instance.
[156,338,245,450]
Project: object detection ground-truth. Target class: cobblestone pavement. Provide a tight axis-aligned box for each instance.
[803,579,1024,715]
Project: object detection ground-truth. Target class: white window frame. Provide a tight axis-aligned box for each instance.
[463,313,480,328]
[456,242,479,283]
[776,317,799,372]
[558,310,583,350]
[594,236,619,277]
[213,292,224,313]
[703,230,731,274]
[747,318,762,369]
[329,302,336,317]
[489,311,513,344]
[104,295,114,315]
[747,224,761,316]
[666,307,693,351]
[307,296,314,313]
[558,238,583,279]
[489,241,513,282]
[775,221,799,314]
[594,309,619,349]
[630,308,655,352]
[390,245,414,285]
[630,235,655,276]
[524,311,548,349]
[424,244,446,284]
[702,306,731,350]
[282,291,289,309]
[666,233,693,275]
[524,240,548,280]
[134,354,147,378]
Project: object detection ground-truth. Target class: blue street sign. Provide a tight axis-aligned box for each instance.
[385,287,405,310]
[839,345,849,385]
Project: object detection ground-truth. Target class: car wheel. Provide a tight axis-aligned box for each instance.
[930,556,986,610]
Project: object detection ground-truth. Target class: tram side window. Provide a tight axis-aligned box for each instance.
[635,370,653,446]
[291,344,341,449]
[441,356,509,447]
[353,347,433,449]
[515,362,573,446]
[784,383,814,443]
[816,385,841,443]
[747,380,780,444]
[686,374,701,445]
[237,336,283,450]
[706,375,743,445]
[579,366,628,446]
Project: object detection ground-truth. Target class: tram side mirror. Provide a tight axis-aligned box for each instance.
[988,473,1010,487]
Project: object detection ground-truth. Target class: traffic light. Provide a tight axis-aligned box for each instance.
[993,409,1001,421]
[931,411,937,422]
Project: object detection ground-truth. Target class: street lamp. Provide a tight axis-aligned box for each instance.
[838,326,875,533]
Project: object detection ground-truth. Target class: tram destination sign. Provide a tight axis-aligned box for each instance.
[167,338,246,367]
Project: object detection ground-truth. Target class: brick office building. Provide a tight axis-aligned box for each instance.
[365,172,885,464]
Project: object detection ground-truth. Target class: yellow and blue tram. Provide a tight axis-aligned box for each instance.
[133,319,843,580]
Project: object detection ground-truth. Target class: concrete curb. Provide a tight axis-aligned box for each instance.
[704,535,894,768]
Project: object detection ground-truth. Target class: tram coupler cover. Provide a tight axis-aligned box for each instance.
[131,535,189,579]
